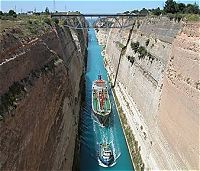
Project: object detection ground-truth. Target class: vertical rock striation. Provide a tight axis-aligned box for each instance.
[96,17,199,170]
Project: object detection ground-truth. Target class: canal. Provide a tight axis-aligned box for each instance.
[80,28,133,171]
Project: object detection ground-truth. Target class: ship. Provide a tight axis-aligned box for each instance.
[99,142,114,167]
[92,74,111,126]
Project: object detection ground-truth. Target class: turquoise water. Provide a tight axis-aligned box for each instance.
[80,28,134,171]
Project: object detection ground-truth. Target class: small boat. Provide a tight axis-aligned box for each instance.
[92,74,111,126]
[99,142,114,166]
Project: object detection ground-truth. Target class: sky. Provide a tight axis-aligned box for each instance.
[0,0,198,13]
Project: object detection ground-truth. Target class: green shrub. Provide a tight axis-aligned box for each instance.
[13,14,17,18]
[8,10,16,16]
[145,39,150,46]
[131,41,140,53]
[29,27,37,34]
[0,58,58,118]
[28,20,32,24]
[184,14,200,21]
[52,17,59,24]
[33,20,39,25]
[174,14,182,22]
[147,52,155,63]
[0,82,25,115]
[138,46,147,59]
[167,13,174,20]
[43,18,51,25]
[151,7,162,16]
[127,56,135,65]
[137,21,140,28]
[0,15,16,20]
[139,8,149,16]
[116,41,125,49]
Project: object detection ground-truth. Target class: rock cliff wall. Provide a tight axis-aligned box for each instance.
[96,17,199,170]
[0,18,87,171]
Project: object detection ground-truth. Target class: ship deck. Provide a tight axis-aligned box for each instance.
[93,95,111,115]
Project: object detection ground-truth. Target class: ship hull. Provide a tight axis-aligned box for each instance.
[99,155,114,166]
[99,143,114,167]
[93,111,110,126]
[92,76,111,126]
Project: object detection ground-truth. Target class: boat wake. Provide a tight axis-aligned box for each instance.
[96,140,121,168]
[91,112,105,128]
[97,158,117,168]
[83,75,123,168]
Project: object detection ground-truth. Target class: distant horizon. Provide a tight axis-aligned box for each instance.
[0,0,198,14]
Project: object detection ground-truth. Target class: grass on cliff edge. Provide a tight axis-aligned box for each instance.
[0,14,55,39]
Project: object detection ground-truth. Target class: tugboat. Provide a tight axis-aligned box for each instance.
[92,74,111,126]
[99,142,114,167]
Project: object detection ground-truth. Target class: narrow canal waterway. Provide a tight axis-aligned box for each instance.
[80,28,133,171]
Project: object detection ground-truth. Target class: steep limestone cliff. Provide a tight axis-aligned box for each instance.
[96,17,199,170]
[0,17,87,171]
[158,22,199,169]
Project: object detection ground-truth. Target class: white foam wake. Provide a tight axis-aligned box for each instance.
[97,158,117,168]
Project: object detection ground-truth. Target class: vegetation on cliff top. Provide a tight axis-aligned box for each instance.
[0,8,83,40]
[125,0,199,15]
[0,14,52,38]
[163,0,199,14]
[124,0,200,21]
[0,8,66,39]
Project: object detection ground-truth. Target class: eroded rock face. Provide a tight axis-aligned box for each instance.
[158,22,199,169]
[96,17,199,170]
[0,19,87,171]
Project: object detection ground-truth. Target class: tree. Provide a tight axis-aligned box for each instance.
[163,0,200,14]
[8,10,16,16]
[123,11,130,14]
[164,0,178,14]
[131,41,140,53]
[177,3,186,13]
[145,39,150,46]
[152,7,162,16]
[13,14,17,18]
[43,18,51,25]
[0,11,3,15]
[131,10,139,14]
[139,8,149,15]
[45,7,50,14]
[52,17,59,24]
[185,3,199,14]
[138,46,147,59]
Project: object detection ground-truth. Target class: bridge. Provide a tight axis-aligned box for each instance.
[51,13,146,29]
[51,13,145,87]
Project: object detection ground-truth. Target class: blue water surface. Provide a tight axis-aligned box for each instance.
[80,28,134,171]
